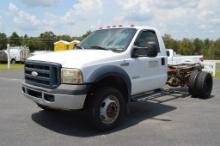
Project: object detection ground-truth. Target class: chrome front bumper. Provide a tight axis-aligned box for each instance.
[22,83,88,110]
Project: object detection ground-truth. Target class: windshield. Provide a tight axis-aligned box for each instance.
[78,28,137,52]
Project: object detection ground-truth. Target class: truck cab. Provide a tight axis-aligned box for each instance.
[22,26,168,131]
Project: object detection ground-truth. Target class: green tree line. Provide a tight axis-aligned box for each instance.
[163,34,220,59]
[0,31,91,52]
[0,31,219,59]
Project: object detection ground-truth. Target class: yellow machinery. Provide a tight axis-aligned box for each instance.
[69,40,81,49]
[54,40,80,52]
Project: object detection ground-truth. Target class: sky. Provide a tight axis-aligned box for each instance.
[0,0,219,39]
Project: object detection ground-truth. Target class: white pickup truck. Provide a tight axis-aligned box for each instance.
[22,26,213,131]
[167,49,203,65]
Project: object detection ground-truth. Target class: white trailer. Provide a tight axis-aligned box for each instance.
[0,46,30,64]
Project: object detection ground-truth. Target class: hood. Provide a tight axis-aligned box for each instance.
[28,49,119,68]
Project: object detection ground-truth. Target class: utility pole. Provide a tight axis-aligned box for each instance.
[7,44,10,69]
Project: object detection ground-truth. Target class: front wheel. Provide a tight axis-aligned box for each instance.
[11,59,16,64]
[88,87,126,131]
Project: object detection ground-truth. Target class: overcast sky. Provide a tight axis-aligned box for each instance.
[0,0,219,39]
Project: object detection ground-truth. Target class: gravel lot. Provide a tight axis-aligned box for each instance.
[0,70,220,146]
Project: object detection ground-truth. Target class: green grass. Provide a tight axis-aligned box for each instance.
[215,71,220,79]
[0,64,24,70]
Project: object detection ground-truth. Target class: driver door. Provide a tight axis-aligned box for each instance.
[128,30,167,95]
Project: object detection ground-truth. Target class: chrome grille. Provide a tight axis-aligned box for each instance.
[25,61,61,88]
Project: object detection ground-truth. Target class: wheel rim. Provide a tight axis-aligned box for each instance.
[99,95,120,124]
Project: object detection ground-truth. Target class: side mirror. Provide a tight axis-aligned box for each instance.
[146,43,159,57]
[131,47,148,58]
[131,43,159,58]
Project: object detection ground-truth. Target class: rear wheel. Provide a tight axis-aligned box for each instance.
[188,70,200,97]
[87,87,126,131]
[195,72,213,99]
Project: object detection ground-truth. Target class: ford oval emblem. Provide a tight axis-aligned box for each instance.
[31,71,38,77]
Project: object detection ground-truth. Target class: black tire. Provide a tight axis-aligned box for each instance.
[87,87,126,131]
[195,72,213,99]
[188,70,200,97]
[11,59,16,64]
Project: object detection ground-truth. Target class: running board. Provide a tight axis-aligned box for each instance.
[130,89,166,102]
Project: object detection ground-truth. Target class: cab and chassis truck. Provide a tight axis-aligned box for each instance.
[22,26,213,131]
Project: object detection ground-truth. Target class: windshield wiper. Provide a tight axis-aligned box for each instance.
[110,48,124,52]
[76,45,84,49]
[88,45,109,51]
[78,45,121,52]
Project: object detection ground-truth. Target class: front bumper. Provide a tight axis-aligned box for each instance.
[22,82,88,110]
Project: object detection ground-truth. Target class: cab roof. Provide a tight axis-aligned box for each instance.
[97,25,158,32]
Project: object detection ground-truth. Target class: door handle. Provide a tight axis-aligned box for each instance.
[120,61,130,67]
[161,58,165,65]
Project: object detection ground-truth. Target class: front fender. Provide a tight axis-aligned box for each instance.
[87,65,131,96]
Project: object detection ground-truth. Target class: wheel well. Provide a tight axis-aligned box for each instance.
[84,76,129,108]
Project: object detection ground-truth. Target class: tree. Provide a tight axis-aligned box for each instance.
[21,34,29,46]
[56,35,72,42]
[213,39,220,59]
[9,32,21,46]
[39,31,56,50]
[193,38,204,55]
[27,37,44,52]
[201,39,209,58]
[179,38,195,55]
[162,34,180,52]
[80,31,91,40]
[172,40,180,52]
[0,33,7,50]
[163,34,173,49]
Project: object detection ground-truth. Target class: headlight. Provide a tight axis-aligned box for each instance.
[61,68,83,84]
